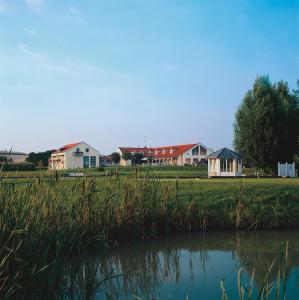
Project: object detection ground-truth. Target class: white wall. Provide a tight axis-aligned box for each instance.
[66,142,100,169]
[182,144,212,165]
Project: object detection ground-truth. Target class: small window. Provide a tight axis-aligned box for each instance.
[86,148,89,153]
[192,146,199,156]
[83,156,89,168]
[220,159,226,172]
[90,156,96,168]
[76,148,80,152]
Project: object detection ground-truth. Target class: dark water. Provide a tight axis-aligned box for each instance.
[56,231,299,300]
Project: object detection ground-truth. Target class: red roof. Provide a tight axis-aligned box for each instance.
[119,144,197,159]
[53,142,81,154]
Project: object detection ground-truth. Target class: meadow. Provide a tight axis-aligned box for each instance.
[0,168,298,298]
[2,165,209,178]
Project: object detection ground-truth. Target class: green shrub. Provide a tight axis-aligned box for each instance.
[96,166,105,172]
[0,162,35,171]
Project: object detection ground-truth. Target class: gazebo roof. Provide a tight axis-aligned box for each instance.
[206,147,242,159]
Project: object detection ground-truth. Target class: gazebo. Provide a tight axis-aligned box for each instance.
[206,147,242,177]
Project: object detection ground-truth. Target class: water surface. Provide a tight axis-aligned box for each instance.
[59,231,299,299]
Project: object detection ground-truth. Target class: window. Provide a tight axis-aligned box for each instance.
[83,156,89,168]
[90,156,96,168]
[76,148,80,152]
[192,146,199,156]
[220,159,226,172]
[228,159,233,172]
[86,148,89,153]
[200,146,207,155]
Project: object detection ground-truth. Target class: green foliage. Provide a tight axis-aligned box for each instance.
[132,152,144,165]
[0,162,35,171]
[234,76,299,172]
[0,155,11,162]
[26,150,54,166]
[122,151,132,161]
[96,166,105,172]
[111,152,121,165]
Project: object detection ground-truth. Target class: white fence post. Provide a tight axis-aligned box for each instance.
[278,162,280,176]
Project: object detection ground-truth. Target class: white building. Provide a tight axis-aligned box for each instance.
[49,142,100,170]
[207,147,243,177]
[117,142,212,166]
[0,150,28,163]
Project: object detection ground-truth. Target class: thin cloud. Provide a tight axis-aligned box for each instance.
[160,64,177,72]
[24,0,44,12]
[67,6,88,24]
[18,43,44,59]
[0,0,9,12]
[25,29,40,39]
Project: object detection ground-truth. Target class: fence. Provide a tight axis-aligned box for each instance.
[277,162,296,177]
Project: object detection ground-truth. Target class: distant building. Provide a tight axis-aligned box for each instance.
[49,142,100,170]
[117,142,212,166]
[206,147,242,177]
[0,150,28,163]
[99,155,113,167]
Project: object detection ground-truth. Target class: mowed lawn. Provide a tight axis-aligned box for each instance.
[162,177,299,202]
[1,165,208,178]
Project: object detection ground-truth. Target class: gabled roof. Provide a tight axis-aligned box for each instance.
[206,147,242,159]
[53,142,81,154]
[118,143,198,159]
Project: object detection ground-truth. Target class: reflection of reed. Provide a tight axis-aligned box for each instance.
[20,231,299,299]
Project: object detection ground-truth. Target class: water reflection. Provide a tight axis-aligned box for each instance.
[36,231,299,299]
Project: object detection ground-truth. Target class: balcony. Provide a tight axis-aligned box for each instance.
[72,151,83,157]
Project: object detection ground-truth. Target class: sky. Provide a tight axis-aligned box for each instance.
[0,0,298,154]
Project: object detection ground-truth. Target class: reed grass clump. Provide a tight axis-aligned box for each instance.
[221,241,290,300]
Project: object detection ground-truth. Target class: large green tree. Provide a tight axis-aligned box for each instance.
[122,151,132,162]
[111,152,121,165]
[234,76,299,172]
[132,152,144,165]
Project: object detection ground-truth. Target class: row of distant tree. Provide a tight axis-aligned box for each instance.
[234,76,299,173]
[26,150,54,167]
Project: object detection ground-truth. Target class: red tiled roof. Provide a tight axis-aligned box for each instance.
[119,144,197,159]
[53,142,81,154]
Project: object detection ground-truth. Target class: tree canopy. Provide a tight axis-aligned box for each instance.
[26,150,54,167]
[122,152,132,161]
[132,152,144,165]
[111,152,121,165]
[234,76,299,172]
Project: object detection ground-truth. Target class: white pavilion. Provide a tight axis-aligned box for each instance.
[207,147,243,177]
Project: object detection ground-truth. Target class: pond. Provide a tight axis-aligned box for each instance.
[54,231,299,299]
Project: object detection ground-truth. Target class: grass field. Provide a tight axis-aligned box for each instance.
[1,165,209,178]
[0,171,298,297]
[0,164,273,179]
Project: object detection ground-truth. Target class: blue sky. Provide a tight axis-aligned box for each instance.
[0,0,298,154]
